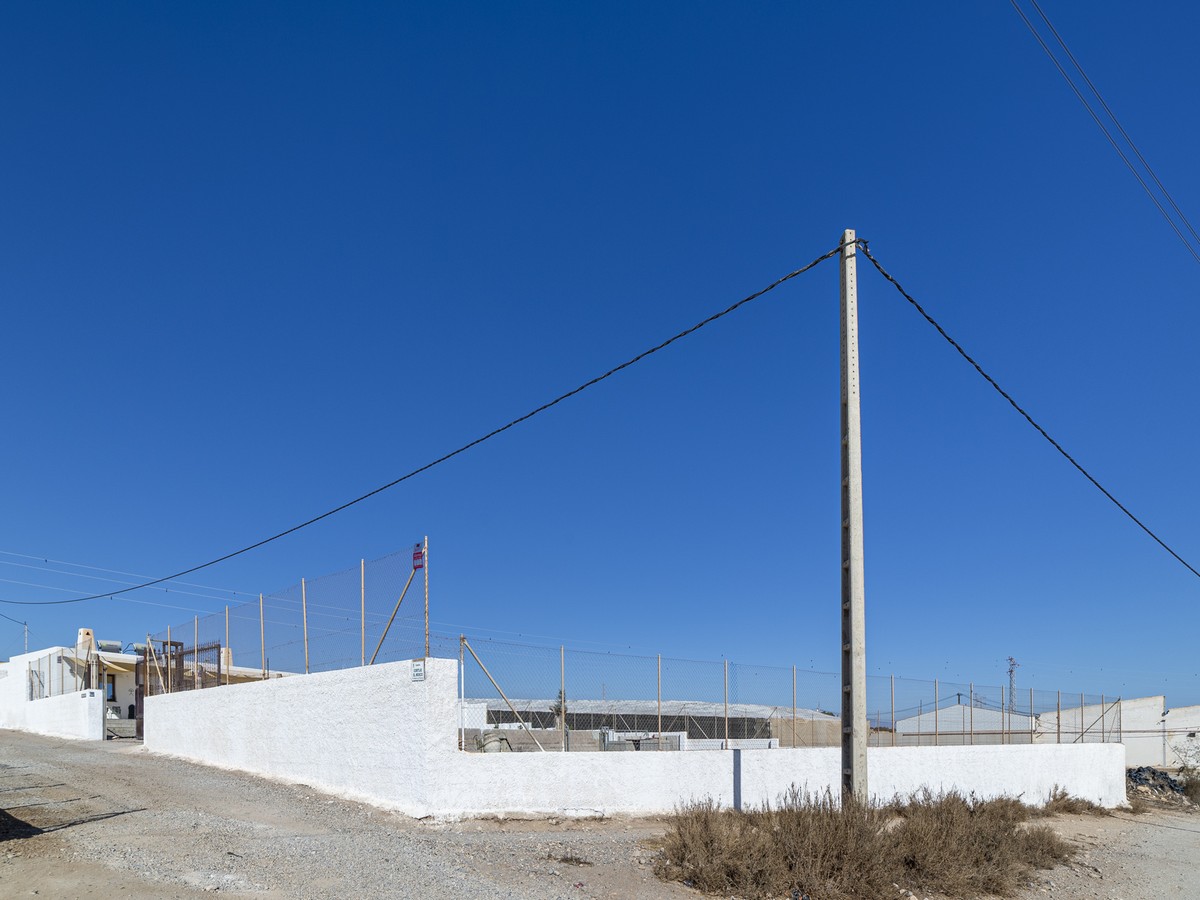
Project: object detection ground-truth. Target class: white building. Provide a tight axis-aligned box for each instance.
[0,633,140,741]
[894,704,1037,745]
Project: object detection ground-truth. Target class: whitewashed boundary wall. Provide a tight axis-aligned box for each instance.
[0,651,105,741]
[145,656,1127,817]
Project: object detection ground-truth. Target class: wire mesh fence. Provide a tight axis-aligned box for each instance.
[455,636,1121,753]
[142,544,1122,753]
[145,545,428,694]
[25,647,86,700]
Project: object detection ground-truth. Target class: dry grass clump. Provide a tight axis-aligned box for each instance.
[1042,786,1106,816]
[547,851,593,867]
[657,788,1077,900]
[656,789,894,900]
[1181,777,1200,805]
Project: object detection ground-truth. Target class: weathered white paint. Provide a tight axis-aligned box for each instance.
[0,653,105,742]
[0,646,138,740]
[21,691,107,741]
[146,657,457,817]
[145,656,1126,818]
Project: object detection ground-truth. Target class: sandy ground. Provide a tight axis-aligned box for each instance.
[2,728,1198,899]
[1018,804,1200,900]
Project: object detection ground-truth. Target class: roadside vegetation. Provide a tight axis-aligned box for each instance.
[1175,745,1200,804]
[656,787,1083,900]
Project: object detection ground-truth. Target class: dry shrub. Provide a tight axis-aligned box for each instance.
[882,789,1073,896]
[656,789,894,900]
[1041,786,1105,817]
[1182,778,1200,805]
[657,788,1077,900]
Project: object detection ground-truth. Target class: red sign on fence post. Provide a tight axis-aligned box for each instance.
[412,543,425,570]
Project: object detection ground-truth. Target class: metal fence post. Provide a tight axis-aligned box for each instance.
[1000,686,1006,744]
[562,645,568,753]
[166,625,172,693]
[423,535,430,658]
[934,679,939,746]
[301,578,310,674]
[462,638,545,751]
[792,665,797,748]
[969,683,974,745]
[1057,690,1061,743]
[724,659,729,749]
[458,635,465,752]
[225,605,230,685]
[1100,693,1106,742]
[891,675,895,747]
[259,593,266,679]
[360,559,366,667]
[1080,692,1085,743]
[194,616,199,690]
[1028,687,1033,743]
[657,653,662,750]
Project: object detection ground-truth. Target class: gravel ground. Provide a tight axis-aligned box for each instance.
[1017,805,1200,900]
[3,729,1198,900]
[0,729,693,899]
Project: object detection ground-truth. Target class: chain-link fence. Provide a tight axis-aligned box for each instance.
[141,545,1122,753]
[25,647,86,700]
[145,545,428,695]
[457,635,1121,753]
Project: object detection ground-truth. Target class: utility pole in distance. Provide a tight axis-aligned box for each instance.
[840,228,868,803]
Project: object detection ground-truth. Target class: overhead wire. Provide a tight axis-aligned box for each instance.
[1008,0,1200,267]
[7,237,1194,612]
[1026,0,1200,250]
[0,560,251,607]
[0,549,261,602]
[1,243,848,607]
[857,241,1200,581]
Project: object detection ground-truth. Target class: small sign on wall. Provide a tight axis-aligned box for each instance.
[412,659,426,682]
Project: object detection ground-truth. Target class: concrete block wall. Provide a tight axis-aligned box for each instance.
[144,655,1127,818]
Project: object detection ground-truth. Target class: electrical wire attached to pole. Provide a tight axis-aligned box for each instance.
[8,236,1195,606]
[3,243,849,606]
[857,241,1200,581]
[1008,0,1200,268]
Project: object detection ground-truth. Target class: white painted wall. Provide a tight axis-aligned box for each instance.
[0,651,105,741]
[146,658,454,817]
[145,656,1127,818]
[1154,703,1200,769]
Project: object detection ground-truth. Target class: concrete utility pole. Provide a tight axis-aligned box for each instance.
[840,228,868,803]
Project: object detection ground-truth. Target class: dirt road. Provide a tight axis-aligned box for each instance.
[0,730,693,899]
[2,729,1198,899]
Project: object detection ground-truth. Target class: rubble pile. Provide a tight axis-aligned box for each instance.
[1127,766,1187,801]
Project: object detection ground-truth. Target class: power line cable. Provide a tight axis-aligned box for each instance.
[1027,0,1200,250]
[1,244,847,607]
[0,610,27,628]
[857,241,1200,581]
[1008,0,1200,267]
[0,560,252,607]
[0,549,259,600]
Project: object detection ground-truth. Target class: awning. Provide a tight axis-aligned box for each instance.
[98,655,137,673]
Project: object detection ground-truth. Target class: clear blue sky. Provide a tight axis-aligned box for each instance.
[2,2,1198,705]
